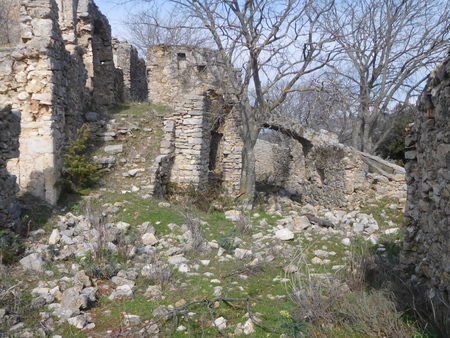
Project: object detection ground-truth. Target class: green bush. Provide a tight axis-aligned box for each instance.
[0,230,25,264]
[61,123,98,191]
[78,249,119,280]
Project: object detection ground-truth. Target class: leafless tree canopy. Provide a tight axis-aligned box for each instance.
[318,0,450,153]
[0,0,20,46]
[125,3,213,56]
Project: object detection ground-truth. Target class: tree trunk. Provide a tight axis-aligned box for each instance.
[238,102,260,206]
[240,142,256,204]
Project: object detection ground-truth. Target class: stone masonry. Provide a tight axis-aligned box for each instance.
[113,39,147,102]
[256,119,406,208]
[147,45,243,194]
[401,55,450,328]
[0,0,146,205]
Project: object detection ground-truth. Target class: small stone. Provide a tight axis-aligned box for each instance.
[275,228,294,241]
[123,314,141,326]
[213,286,223,296]
[19,253,45,272]
[178,263,190,272]
[175,299,187,307]
[384,227,400,235]
[214,316,227,329]
[243,318,255,334]
[225,210,242,221]
[67,315,87,329]
[112,285,134,298]
[311,257,323,264]
[48,229,61,245]
[341,238,351,246]
[141,233,158,246]
[234,248,252,260]
[104,144,123,154]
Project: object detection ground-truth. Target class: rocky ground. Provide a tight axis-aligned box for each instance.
[1,103,415,337]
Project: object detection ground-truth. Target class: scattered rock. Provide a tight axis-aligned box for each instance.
[275,228,294,241]
[141,233,158,246]
[123,314,141,326]
[225,210,242,221]
[214,316,227,329]
[19,253,45,272]
[104,144,124,154]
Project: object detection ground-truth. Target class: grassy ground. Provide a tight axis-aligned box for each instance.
[0,102,439,337]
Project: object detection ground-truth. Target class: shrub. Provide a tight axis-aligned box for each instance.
[0,230,25,264]
[61,123,98,191]
[79,249,119,280]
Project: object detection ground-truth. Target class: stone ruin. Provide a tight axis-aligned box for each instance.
[401,54,450,328]
[146,45,244,195]
[0,0,147,208]
[145,45,406,207]
[0,0,408,229]
[255,118,406,208]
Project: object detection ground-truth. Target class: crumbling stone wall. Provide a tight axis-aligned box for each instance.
[0,0,142,205]
[401,55,450,323]
[147,45,243,194]
[256,120,406,208]
[0,105,21,228]
[113,39,147,102]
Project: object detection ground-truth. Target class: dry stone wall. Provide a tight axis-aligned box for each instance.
[0,0,145,206]
[401,55,450,325]
[113,39,147,102]
[147,45,243,194]
[256,119,406,208]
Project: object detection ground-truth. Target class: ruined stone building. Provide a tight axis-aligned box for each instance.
[401,55,450,329]
[0,0,146,212]
[145,45,406,207]
[0,0,406,229]
[146,45,244,195]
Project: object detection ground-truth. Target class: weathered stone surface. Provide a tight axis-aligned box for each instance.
[48,229,60,245]
[0,0,146,209]
[19,253,45,272]
[60,287,88,309]
[401,55,450,334]
[275,228,294,241]
[147,45,243,196]
[104,144,124,154]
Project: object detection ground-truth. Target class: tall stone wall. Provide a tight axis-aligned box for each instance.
[0,105,21,229]
[147,45,243,193]
[401,55,450,323]
[0,0,141,205]
[113,39,147,102]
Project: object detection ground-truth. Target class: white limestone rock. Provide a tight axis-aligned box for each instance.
[142,233,158,246]
[19,253,45,272]
[275,228,294,241]
[48,229,61,245]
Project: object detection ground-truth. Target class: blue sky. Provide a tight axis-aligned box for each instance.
[94,0,135,39]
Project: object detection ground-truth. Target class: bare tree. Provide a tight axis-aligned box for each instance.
[0,0,20,46]
[320,0,450,153]
[125,3,213,55]
[135,0,335,203]
[273,74,355,144]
